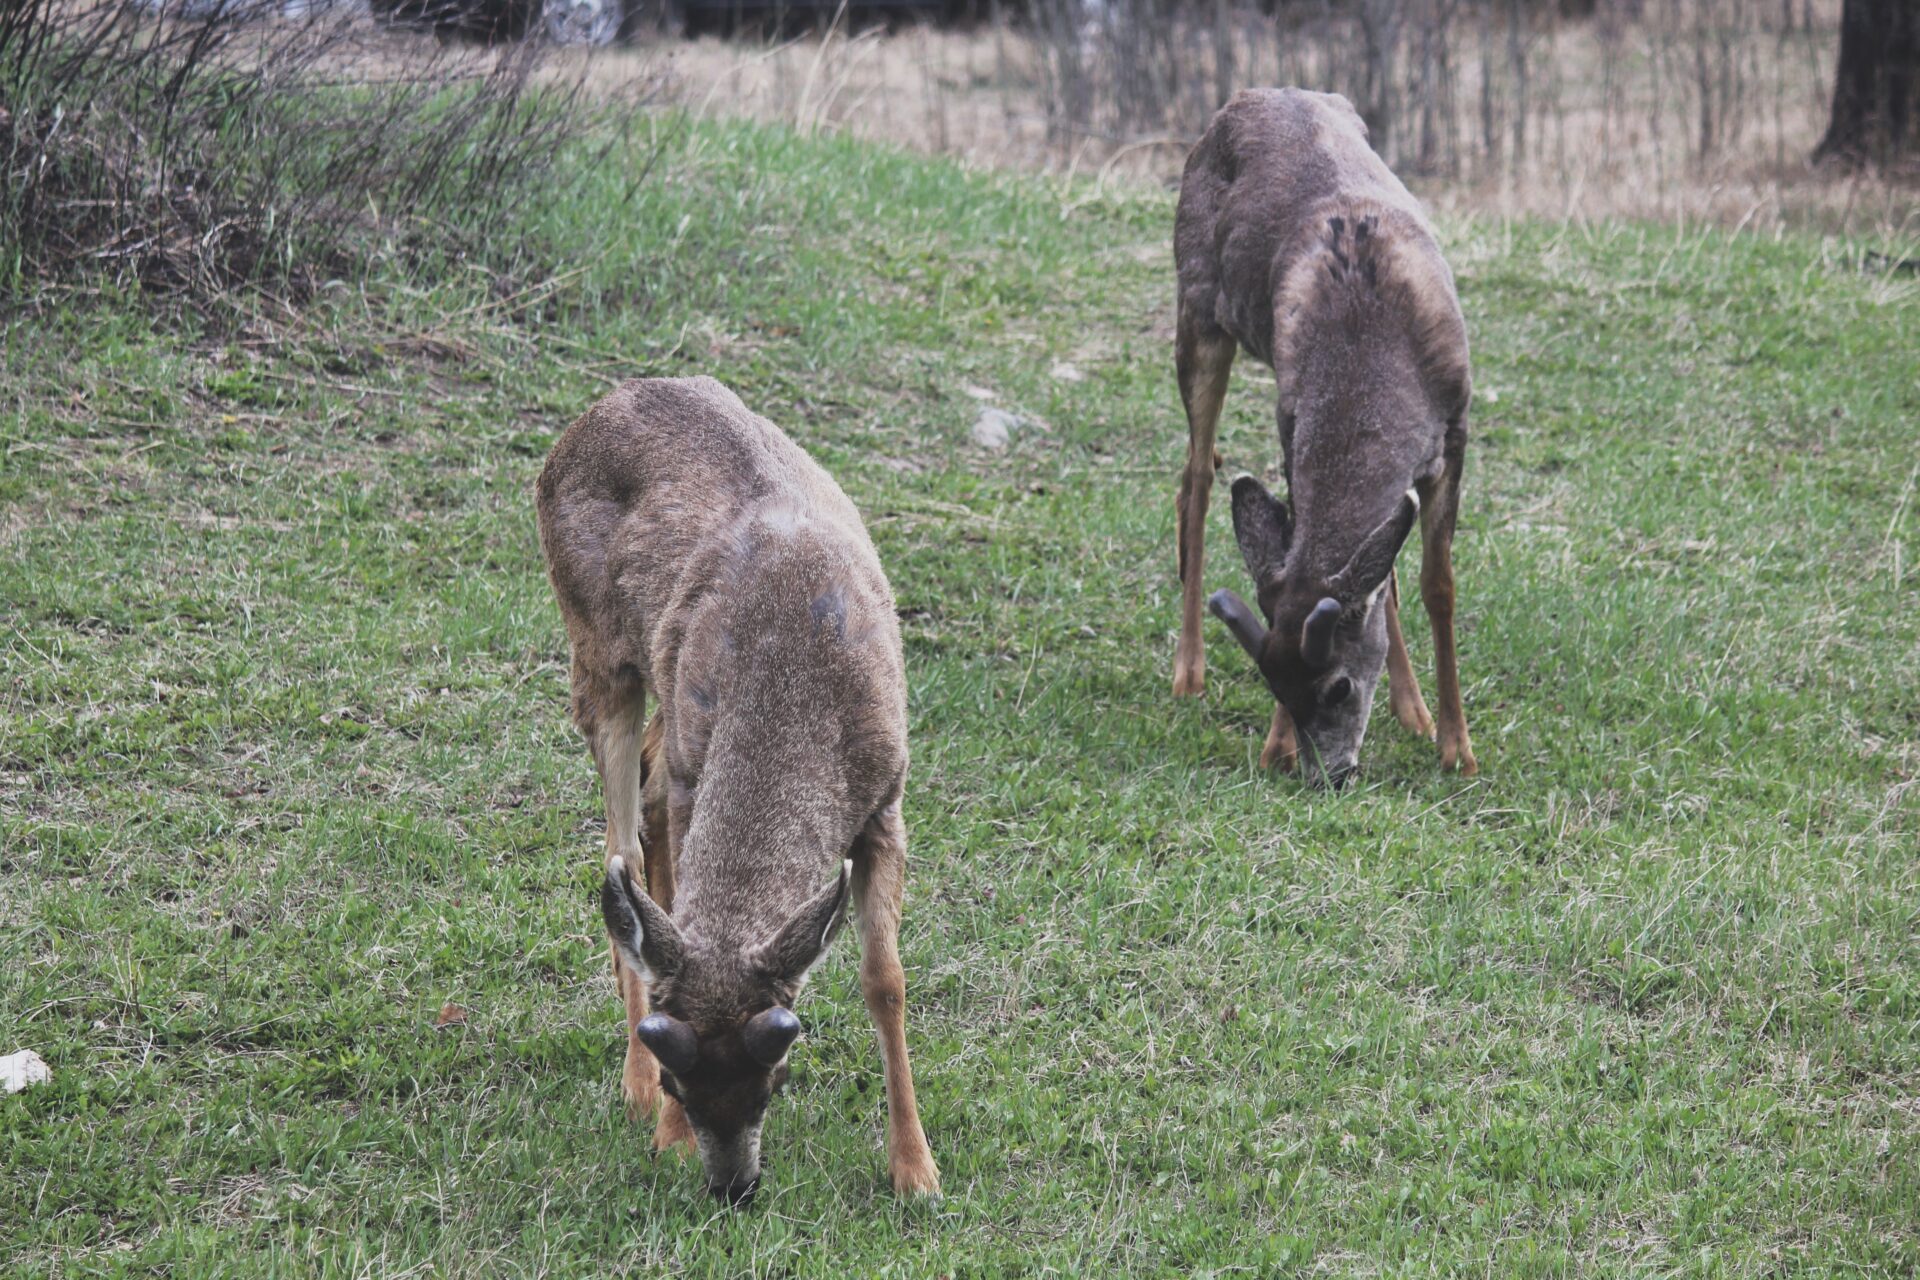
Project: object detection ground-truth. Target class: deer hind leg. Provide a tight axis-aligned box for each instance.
[581,667,660,1121]
[1420,454,1478,776]
[1384,569,1436,739]
[851,803,941,1197]
[1173,318,1236,698]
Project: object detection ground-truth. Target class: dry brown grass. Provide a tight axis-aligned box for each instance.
[550,6,1917,236]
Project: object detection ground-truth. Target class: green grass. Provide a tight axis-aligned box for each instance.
[3,118,1917,1277]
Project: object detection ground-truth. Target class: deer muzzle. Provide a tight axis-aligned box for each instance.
[697,1124,765,1208]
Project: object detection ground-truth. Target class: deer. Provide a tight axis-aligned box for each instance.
[1169,88,1479,787]
[535,376,941,1205]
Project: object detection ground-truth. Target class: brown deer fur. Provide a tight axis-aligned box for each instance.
[1171,88,1478,783]
[536,376,940,1203]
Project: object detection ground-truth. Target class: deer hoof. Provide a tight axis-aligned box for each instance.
[1172,663,1206,698]
[1440,735,1478,777]
[654,1097,696,1154]
[1259,739,1298,773]
[1260,706,1298,773]
[889,1150,943,1198]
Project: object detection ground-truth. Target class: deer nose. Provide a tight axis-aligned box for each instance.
[711,1176,759,1208]
[1325,762,1358,789]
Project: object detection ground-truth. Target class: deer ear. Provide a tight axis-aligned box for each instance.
[1329,489,1419,604]
[1229,476,1292,597]
[602,856,685,983]
[748,860,852,989]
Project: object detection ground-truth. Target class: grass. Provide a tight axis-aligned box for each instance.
[2,116,1917,1277]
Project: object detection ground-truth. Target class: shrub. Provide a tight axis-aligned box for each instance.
[0,0,601,312]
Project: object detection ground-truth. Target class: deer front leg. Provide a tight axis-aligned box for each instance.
[1173,320,1236,698]
[1384,569,1435,739]
[852,804,940,1197]
[1260,703,1299,773]
[652,1093,695,1155]
[638,711,675,912]
[594,696,658,1121]
[1421,460,1478,776]
[609,947,655,1121]
[650,756,697,1155]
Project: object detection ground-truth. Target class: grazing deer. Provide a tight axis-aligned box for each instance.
[1170,88,1478,786]
[536,377,941,1204]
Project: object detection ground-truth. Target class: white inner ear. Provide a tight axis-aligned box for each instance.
[821,859,853,950]
[606,856,657,983]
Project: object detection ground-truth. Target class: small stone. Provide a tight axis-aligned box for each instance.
[1,1050,50,1094]
[1049,360,1084,383]
[971,407,1022,451]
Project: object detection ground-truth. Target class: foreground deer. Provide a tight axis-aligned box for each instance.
[1170,88,1478,785]
[536,377,941,1204]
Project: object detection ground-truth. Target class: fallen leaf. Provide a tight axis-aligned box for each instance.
[434,1003,468,1029]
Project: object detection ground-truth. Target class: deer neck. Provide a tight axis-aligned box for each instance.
[668,720,857,952]
[1283,361,1433,588]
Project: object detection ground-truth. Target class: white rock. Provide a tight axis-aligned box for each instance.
[962,385,999,402]
[971,407,1021,451]
[1049,360,1084,383]
[1,1050,50,1094]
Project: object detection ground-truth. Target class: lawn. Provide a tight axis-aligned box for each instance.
[2,119,1917,1277]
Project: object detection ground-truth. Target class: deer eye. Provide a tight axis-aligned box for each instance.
[1323,676,1353,707]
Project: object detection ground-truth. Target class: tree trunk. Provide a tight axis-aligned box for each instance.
[1815,0,1919,165]
[1212,0,1234,113]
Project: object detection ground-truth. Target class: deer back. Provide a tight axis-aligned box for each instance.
[537,376,907,942]
[1175,88,1469,478]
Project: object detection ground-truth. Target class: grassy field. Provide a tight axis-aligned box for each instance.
[3,118,1918,1277]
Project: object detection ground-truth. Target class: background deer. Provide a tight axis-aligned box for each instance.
[1170,87,1479,786]
[536,377,941,1204]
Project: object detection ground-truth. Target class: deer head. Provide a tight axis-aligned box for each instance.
[600,855,851,1205]
[1209,475,1420,787]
